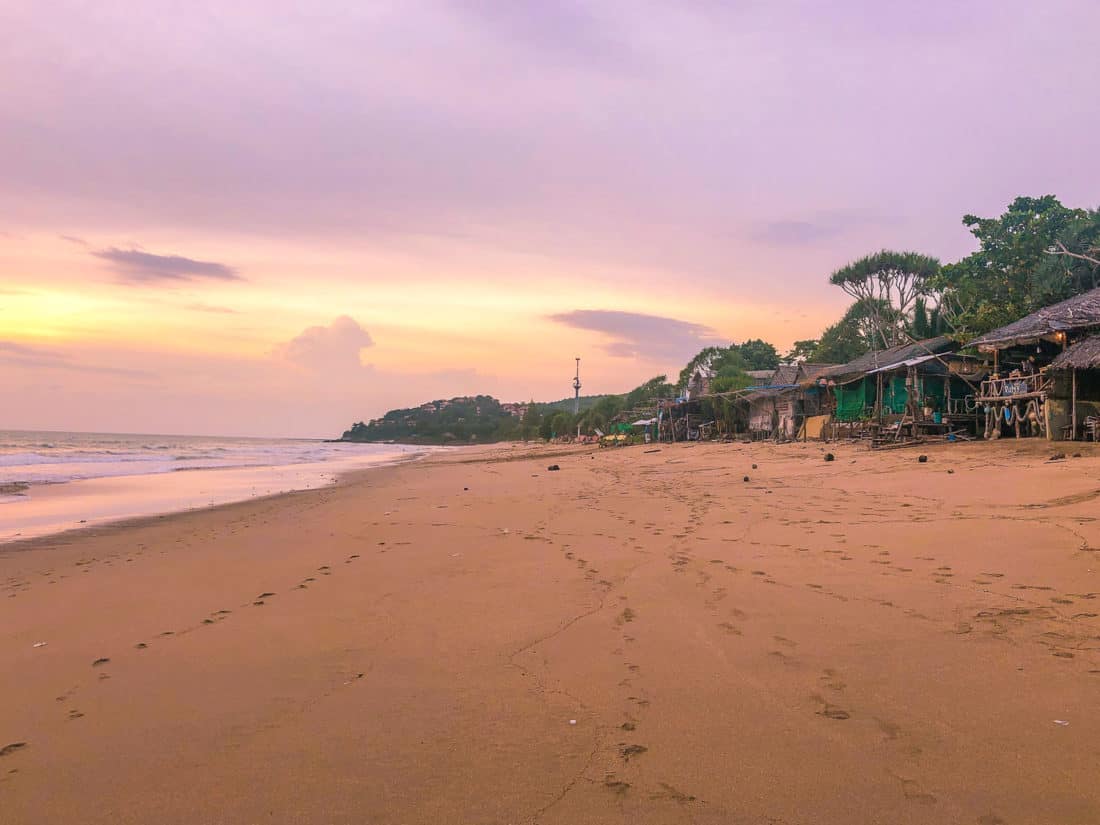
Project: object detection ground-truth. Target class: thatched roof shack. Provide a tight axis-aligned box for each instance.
[816,336,954,382]
[1045,335,1100,439]
[743,363,838,437]
[808,337,957,423]
[969,287,1100,351]
[1049,336,1100,371]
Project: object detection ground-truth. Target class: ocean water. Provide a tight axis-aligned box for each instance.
[0,430,423,542]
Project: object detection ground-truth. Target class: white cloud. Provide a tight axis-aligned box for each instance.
[273,316,375,373]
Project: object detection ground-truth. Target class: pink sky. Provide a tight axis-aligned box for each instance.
[2,1,1098,436]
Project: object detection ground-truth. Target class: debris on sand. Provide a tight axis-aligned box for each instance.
[918,455,928,463]
[547,465,560,471]
[824,453,835,462]
[1049,453,1066,462]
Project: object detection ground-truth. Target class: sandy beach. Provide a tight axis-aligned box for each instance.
[3,440,1100,824]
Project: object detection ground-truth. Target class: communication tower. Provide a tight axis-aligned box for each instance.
[573,357,582,415]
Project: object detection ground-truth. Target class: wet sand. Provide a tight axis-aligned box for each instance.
[2,439,1100,824]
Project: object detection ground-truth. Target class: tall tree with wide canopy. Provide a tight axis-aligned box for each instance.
[932,195,1094,336]
[829,250,941,348]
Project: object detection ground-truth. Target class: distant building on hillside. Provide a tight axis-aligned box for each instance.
[686,360,717,398]
[746,369,774,386]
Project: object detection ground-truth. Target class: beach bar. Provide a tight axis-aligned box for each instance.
[809,336,979,442]
[968,286,1100,440]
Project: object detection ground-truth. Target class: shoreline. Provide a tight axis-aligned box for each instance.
[0,446,435,546]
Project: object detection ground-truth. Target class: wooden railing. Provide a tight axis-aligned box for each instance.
[977,372,1050,400]
[946,396,978,415]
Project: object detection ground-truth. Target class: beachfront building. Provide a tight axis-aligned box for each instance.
[969,287,1100,440]
[1048,337,1100,440]
[744,363,834,440]
[805,337,991,440]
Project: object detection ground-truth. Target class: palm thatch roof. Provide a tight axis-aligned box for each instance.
[1049,335,1100,371]
[816,336,953,382]
[968,287,1100,351]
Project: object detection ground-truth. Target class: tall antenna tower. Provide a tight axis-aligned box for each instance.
[573,357,582,415]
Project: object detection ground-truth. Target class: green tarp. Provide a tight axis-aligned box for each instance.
[835,374,953,422]
[835,379,874,422]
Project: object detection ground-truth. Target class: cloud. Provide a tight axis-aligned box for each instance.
[549,309,726,361]
[59,234,88,246]
[185,302,239,314]
[0,340,150,378]
[752,220,843,246]
[0,341,68,363]
[273,316,374,373]
[92,247,240,283]
[458,2,637,68]
[750,210,905,248]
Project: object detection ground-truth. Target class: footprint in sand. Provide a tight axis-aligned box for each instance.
[616,607,636,625]
[811,693,849,719]
[895,775,937,805]
[604,777,631,796]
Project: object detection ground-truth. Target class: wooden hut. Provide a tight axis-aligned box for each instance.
[969,287,1100,439]
[814,337,956,428]
[1047,336,1100,440]
[745,363,835,440]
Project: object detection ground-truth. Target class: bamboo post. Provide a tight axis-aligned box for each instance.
[1072,368,1078,440]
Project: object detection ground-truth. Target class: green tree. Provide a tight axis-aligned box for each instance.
[829,250,941,348]
[519,401,542,441]
[677,347,727,388]
[808,301,876,364]
[734,339,780,370]
[933,195,1092,336]
[1046,207,1100,295]
[910,296,948,339]
[785,339,820,362]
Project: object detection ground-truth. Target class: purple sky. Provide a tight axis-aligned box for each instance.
[1,1,1098,435]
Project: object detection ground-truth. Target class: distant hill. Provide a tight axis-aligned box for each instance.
[533,394,616,413]
[341,395,523,444]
